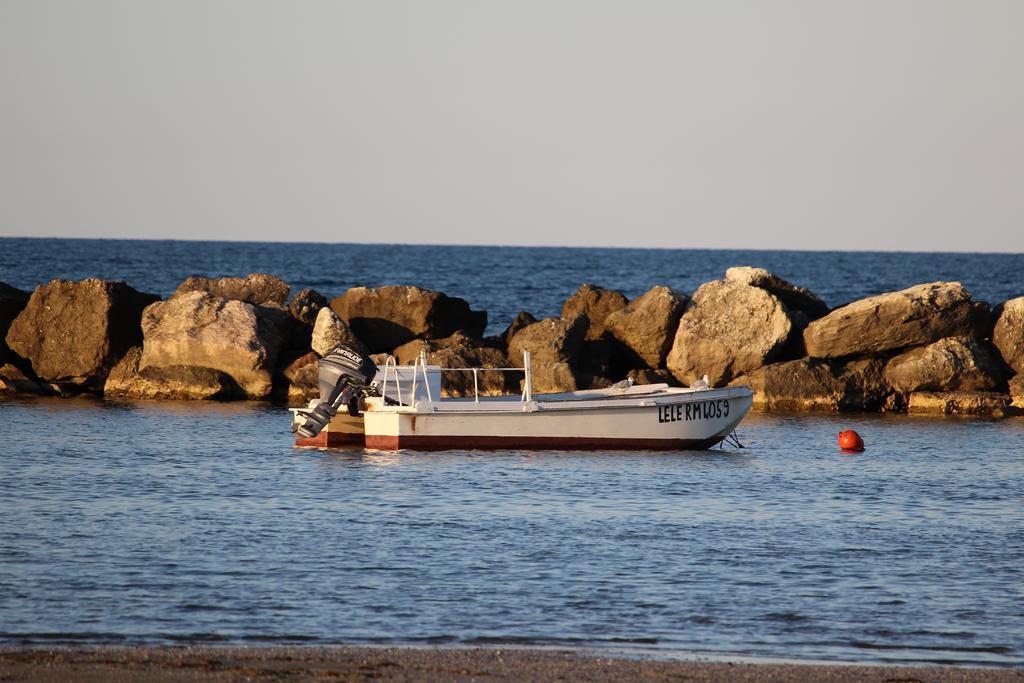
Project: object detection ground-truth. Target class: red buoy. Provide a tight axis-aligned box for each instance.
[837,430,865,452]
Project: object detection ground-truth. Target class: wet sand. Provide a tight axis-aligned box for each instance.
[1,646,1021,682]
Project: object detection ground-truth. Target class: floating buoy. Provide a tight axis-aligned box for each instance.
[837,429,865,452]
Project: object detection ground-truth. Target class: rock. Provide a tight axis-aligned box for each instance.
[561,284,628,340]
[725,266,829,319]
[732,355,895,412]
[527,360,579,394]
[666,280,792,386]
[993,297,1024,374]
[282,351,319,383]
[391,334,518,397]
[311,307,368,357]
[174,274,296,347]
[0,363,48,395]
[884,337,1005,393]
[390,331,479,364]
[605,286,688,370]
[803,282,979,359]
[139,291,284,399]
[174,273,289,306]
[731,358,847,411]
[281,352,320,404]
[6,279,159,390]
[330,285,486,353]
[507,315,588,367]
[0,282,30,363]
[287,369,320,403]
[840,356,895,411]
[723,267,829,361]
[431,346,518,397]
[499,311,537,348]
[288,288,328,326]
[1009,374,1024,409]
[104,346,233,400]
[908,391,1012,417]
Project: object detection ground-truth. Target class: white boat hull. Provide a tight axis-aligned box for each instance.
[360,386,752,451]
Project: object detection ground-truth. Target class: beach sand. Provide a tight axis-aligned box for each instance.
[1,646,1020,682]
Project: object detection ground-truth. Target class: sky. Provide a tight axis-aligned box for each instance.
[1,1,1022,252]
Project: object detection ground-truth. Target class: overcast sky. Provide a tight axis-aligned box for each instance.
[1,1,1021,251]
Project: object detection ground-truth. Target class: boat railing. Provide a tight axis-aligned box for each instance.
[377,354,405,406]
[408,350,533,404]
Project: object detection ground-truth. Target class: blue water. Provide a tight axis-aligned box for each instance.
[1,238,1023,666]
[1,238,1022,335]
[0,397,1022,666]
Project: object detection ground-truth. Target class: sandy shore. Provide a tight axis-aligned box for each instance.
[1,646,1020,682]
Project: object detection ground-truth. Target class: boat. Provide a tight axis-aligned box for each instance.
[291,345,752,451]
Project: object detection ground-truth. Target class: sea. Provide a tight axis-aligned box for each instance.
[1,237,1022,667]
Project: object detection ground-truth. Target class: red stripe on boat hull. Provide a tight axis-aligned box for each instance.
[363,433,727,451]
[295,430,364,448]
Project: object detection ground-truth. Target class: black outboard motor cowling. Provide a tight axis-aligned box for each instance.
[294,344,378,439]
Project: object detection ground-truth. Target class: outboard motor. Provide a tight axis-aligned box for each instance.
[293,344,378,439]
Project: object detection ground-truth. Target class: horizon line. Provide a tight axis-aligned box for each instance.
[1,234,1021,257]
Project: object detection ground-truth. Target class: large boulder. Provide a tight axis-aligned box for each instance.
[908,391,1013,417]
[605,286,688,370]
[507,315,588,367]
[174,273,289,306]
[561,284,628,340]
[725,267,829,319]
[139,291,284,399]
[884,337,1005,393]
[104,346,233,400]
[330,285,486,353]
[507,316,590,394]
[803,282,980,359]
[993,297,1024,374]
[732,356,894,412]
[6,279,159,390]
[731,358,846,411]
[0,282,30,364]
[176,274,300,360]
[666,280,792,386]
[311,307,368,357]
[726,267,830,358]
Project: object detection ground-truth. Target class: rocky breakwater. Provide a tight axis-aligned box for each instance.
[0,275,491,404]
[733,280,1019,416]
[1,269,1022,418]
